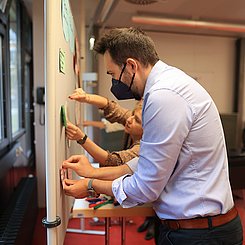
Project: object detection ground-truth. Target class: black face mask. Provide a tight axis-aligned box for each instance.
[110,63,136,100]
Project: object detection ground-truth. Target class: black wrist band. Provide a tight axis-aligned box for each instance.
[77,134,88,145]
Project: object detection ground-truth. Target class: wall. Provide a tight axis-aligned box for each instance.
[150,32,236,114]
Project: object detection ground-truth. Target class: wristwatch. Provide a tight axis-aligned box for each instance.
[87,179,98,197]
[77,134,87,145]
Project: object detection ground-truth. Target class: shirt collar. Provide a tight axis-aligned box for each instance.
[143,60,169,99]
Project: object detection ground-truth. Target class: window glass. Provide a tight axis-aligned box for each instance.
[0,0,8,12]
[9,0,21,135]
[24,56,32,157]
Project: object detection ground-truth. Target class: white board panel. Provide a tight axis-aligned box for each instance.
[45,0,84,244]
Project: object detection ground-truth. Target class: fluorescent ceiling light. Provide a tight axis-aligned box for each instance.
[132,16,245,33]
[89,36,95,50]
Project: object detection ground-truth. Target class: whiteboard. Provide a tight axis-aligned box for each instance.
[44,0,84,244]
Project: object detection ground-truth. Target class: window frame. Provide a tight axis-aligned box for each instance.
[0,0,26,156]
[0,34,4,141]
[0,21,9,152]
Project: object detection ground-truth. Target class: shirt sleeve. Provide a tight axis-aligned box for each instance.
[126,157,139,172]
[103,143,140,166]
[112,89,193,207]
[112,172,143,207]
[103,100,132,125]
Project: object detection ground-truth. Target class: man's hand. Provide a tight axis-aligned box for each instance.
[63,178,89,199]
[62,155,95,178]
[68,88,89,103]
[66,121,84,141]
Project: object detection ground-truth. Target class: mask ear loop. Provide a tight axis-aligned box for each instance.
[128,73,135,91]
[119,63,127,81]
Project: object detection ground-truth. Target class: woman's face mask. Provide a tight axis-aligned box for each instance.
[110,63,136,100]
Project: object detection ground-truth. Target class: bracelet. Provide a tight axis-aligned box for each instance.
[77,134,88,145]
[88,178,94,190]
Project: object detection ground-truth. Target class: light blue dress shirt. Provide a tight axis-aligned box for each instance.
[112,60,234,220]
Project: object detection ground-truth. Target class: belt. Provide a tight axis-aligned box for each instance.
[161,206,238,230]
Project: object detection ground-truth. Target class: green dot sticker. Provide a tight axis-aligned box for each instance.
[61,105,67,127]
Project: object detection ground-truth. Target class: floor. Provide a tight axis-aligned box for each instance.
[32,209,154,245]
[32,194,245,245]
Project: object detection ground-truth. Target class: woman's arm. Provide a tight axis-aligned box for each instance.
[101,118,125,132]
[100,143,140,167]
[83,120,106,129]
[68,88,133,125]
[103,100,132,125]
[68,88,108,109]
[66,122,109,164]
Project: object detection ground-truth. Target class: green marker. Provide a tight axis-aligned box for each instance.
[93,198,114,210]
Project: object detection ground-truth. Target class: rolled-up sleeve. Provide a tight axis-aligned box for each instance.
[112,158,139,207]
[112,173,143,208]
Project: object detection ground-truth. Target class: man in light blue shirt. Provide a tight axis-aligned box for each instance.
[114,59,234,218]
[62,27,243,244]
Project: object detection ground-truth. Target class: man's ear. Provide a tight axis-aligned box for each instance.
[126,58,137,72]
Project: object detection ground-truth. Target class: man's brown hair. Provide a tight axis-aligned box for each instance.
[94,27,159,67]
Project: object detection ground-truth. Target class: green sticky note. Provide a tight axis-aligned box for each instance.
[61,105,67,127]
[59,49,65,74]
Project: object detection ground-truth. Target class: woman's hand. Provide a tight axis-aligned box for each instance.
[66,121,84,141]
[62,154,95,178]
[68,88,90,103]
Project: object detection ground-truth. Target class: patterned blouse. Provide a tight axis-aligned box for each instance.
[101,100,140,166]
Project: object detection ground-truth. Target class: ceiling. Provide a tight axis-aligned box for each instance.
[85,0,245,38]
[22,0,245,38]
